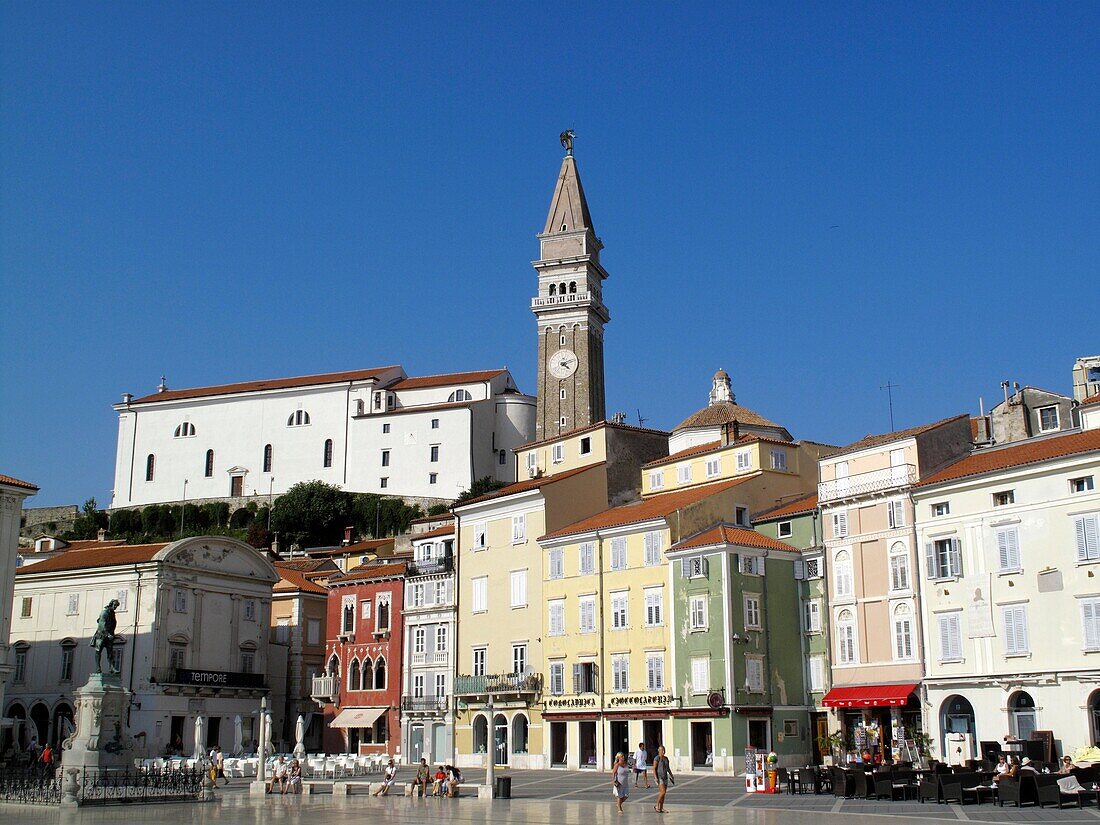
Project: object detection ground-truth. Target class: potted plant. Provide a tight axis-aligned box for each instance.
[816,731,844,766]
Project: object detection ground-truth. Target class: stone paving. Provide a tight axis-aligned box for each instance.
[6,767,1100,823]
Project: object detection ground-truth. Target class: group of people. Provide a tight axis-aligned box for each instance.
[410,758,463,798]
[612,743,674,814]
[267,755,304,794]
[992,753,1073,778]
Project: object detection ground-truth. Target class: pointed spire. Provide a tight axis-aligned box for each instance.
[542,155,595,236]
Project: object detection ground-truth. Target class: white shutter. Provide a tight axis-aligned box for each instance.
[1002,606,1029,655]
[997,528,1020,570]
[832,510,848,538]
[549,548,563,579]
[925,543,937,579]
[1083,600,1100,651]
[794,559,805,580]
[1076,515,1100,562]
[948,538,962,577]
[809,656,824,691]
[644,532,661,566]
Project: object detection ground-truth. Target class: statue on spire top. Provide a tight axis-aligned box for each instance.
[559,129,576,156]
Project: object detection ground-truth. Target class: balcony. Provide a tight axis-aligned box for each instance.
[150,667,266,691]
[411,651,449,666]
[818,464,917,503]
[453,673,542,697]
[310,674,338,703]
[407,556,454,576]
[401,696,450,713]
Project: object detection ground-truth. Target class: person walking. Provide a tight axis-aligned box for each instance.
[214,745,229,786]
[612,752,631,814]
[632,742,651,788]
[653,745,674,813]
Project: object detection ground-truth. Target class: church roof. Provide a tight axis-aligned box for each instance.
[15,542,170,574]
[674,401,783,432]
[542,155,595,236]
[391,369,508,390]
[130,366,402,404]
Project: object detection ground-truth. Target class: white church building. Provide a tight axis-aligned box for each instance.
[110,366,535,509]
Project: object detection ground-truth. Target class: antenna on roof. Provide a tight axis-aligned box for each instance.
[880,381,900,432]
[637,409,648,428]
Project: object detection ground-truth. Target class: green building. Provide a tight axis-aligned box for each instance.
[753,493,832,762]
[666,524,810,772]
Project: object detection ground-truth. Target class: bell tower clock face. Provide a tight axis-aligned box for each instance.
[548,348,578,379]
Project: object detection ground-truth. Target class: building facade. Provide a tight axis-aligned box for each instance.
[817,415,972,762]
[6,537,279,756]
[272,563,328,753]
[111,367,534,509]
[0,473,38,747]
[913,428,1100,763]
[315,561,405,755]
[401,525,456,765]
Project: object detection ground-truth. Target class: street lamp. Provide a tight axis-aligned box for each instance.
[485,694,495,795]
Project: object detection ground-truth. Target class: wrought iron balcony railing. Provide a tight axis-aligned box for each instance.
[818,464,917,503]
[453,673,542,697]
[401,695,450,712]
[407,557,454,576]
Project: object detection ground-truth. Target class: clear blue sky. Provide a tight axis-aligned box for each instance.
[3,2,1098,506]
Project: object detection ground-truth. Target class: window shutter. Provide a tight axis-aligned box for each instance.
[794,559,805,580]
[949,538,962,577]
[997,530,1010,570]
[1077,515,1100,561]
[680,558,689,578]
[925,543,936,579]
[701,557,709,576]
[1003,607,1019,653]
[938,616,951,659]
[573,664,581,694]
[1084,602,1099,650]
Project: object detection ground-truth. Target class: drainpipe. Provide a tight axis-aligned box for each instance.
[762,550,772,708]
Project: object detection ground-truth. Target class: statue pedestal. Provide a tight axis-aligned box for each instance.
[62,673,135,775]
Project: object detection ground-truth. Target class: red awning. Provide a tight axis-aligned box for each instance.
[821,684,917,708]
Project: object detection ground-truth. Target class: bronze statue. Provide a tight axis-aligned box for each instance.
[90,599,122,675]
[560,129,576,156]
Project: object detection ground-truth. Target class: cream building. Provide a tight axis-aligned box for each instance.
[0,473,38,748]
[817,415,971,761]
[6,536,281,756]
[913,428,1100,763]
[272,562,329,753]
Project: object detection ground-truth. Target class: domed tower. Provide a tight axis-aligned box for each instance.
[670,370,793,453]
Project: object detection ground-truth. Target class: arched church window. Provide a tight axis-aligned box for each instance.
[145,454,155,482]
[263,444,273,473]
[204,449,214,478]
[448,389,473,403]
[323,439,334,468]
[287,410,311,426]
[173,422,196,438]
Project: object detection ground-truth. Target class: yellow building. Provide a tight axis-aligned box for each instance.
[537,478,745,770]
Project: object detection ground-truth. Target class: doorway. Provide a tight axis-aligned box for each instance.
[30,703,50,747]
[748,718,770,752]
[432,723,449,762]
[579,722,597,768]
[410,724,424,763]
[691,721,713,768]
[51,703,74,748]
[493,714,508,766]
[170,716,185,752]
[1090,690,1100,747]
[550,722,567,766]
[812,713,829,764]
[230,475,244,497]
[207,716,221,749]
[940,695,976,761]
[1010,691,1036,741]
[609,720,629,765]
[643,720,663,763]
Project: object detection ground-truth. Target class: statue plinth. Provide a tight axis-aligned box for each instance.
[62,672,135,775]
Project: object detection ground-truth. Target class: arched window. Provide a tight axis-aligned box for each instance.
[549,283,557,296]
[376,598,391,632]
[1009,690,1037,740]
[59,639,76,682]
[559,282,567,295]
[174,422,196,438]
[323,439,334,468]
[145,454,156,482]
[447,389,473,403]
[204,449,214,478]
[263,444,273,473]
[892,603,914,660]
[568,281,577,293]
[361,657,373,690]
[373,656,387,690]
[833,549,853,598]
[836,608,856,664]
[473,715,488,754]
[287,410,311,427]
[348,659,360,692]
[512,714,529,754]
[889,542,910,591]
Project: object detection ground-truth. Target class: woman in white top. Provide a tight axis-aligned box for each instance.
[611,753,631,814]
[632,743,651,788]
[374,759,398,796]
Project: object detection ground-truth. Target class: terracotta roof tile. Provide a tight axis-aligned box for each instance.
[753,493,818,522]
[1083,393,1100,408]
[514,420,669,453]
[917,428,1100,488]
[831,414,969,457]
[329,561,407,584]
[15,543,170,574]
[274,558,334,572]
[274,565,329,595]
[305,538,394,557]
[541,477,750,541]
[0,473,39,492]
[669,524,800,553]
[390,369,507,390]
[30,538,128,553]
[413,524,454,540]
[455,463,605,507]
[674,401,782,432]
[130,366,401,404]
[642,441,721,468]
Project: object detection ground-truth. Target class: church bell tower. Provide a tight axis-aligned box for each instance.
[532,132,609,438]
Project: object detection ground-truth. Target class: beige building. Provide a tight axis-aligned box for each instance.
[817,415,971,761]
[272,562,328,752]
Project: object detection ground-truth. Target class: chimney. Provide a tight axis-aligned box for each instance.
[121,392,133,405]
[97,528,108,542]
[721,421,734,446]
[342,526,354,546]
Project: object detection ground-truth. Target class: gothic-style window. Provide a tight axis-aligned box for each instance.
[568,281,577,293]
[327,654,339,676]
[549,283,557,296]
[348,658,360,692]
[263,444,273,473]
[204,449,214,478]
[559,282,566,294]
[145,454,155,482]
[323,439,334,468]
[373,656,387,690]
[361,657,373,690]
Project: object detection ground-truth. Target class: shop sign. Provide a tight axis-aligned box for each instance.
[607,694,674,708]
[546,696,598,709]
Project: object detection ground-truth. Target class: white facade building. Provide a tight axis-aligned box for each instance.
[913,428,1100,763]
[401,524,456,765]
[6,536,281,755]
[111,367,535,509]
[0,473,38,747]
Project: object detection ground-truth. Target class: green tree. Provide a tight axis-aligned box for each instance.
[426,503,449,516]
[65,498,108,540]
[453,476,507,505]
[270,481,350,547]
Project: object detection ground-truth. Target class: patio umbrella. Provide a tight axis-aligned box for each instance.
[233,716,244,756]
[294,714,306,759]
[193,715,205,759]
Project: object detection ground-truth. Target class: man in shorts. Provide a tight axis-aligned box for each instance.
[632,742,651,788]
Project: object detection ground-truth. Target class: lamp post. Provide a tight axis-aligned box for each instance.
[484,694,495,796]
[250,696,269,796]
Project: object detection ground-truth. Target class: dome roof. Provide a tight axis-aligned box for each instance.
[674,400,782,432]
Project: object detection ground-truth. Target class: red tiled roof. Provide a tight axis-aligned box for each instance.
[130,366,401,404]
[642,441,720,468]
[0,474,39,492]
[668,524,799,553]
[455,463,605,507]
[15,543,170,574]
[273,557,335,572]
[413,524,454,540]
[30,538,128,553]
[831,414,969,457]
[541,477,750,541]
[674,401,783,432]
[329,561,407,584]
[917,428,1100,488]
[514,420,669,453]
[390,369,506,390]
[1083,393,1100,408]
[753,493,818,523]
[274,565,328,595]
[305,538,394,557]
